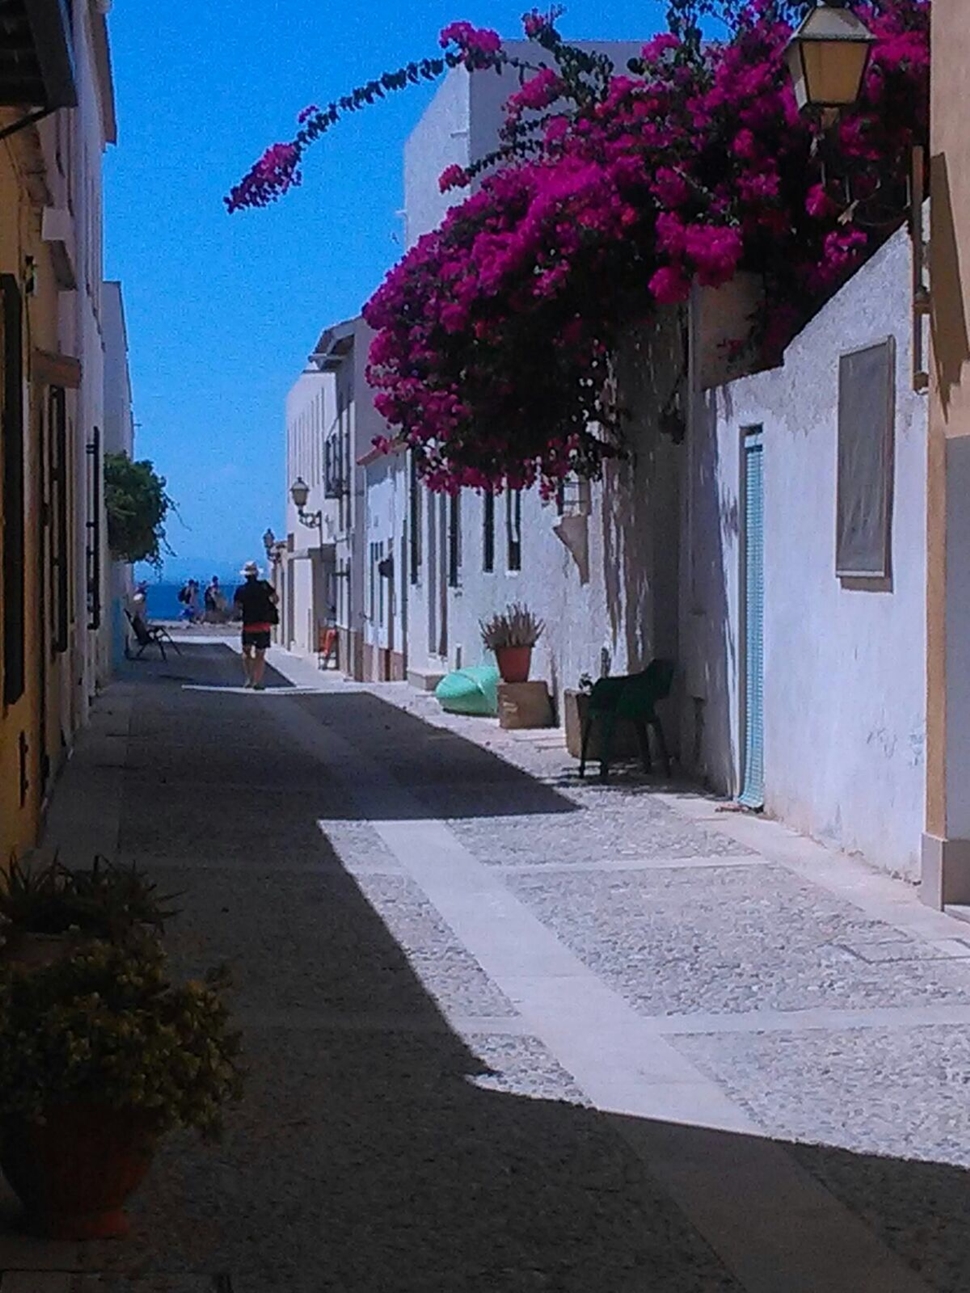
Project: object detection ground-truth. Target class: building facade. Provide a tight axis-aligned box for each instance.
[280,315,404,680]
[402,42,651,695]
[0,0,118,860]
[102,279,135,676]
[280,363,337,659]
[273,27,957,891]
[684,226,928,878]
[924,0,970,907]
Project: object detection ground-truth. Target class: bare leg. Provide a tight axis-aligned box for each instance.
[252,647,268,688]
[242,643,255,686]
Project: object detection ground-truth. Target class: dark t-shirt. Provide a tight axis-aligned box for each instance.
[233,578,275,626]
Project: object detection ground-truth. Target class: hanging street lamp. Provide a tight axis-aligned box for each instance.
[784,1,877,116]
[783,2,929,392]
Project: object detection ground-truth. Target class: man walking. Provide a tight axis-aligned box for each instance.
[233,561,279,690]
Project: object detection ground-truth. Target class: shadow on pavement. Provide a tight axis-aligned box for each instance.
[296,690,578,821]
[8,651,969,1292]
[119,641,295,690]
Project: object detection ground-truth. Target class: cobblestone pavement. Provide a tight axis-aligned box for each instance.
[3,640,970,1292]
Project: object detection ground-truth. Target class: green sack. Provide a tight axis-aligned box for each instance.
[435,665,500,716]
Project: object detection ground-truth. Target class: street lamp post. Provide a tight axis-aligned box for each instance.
[262,527,284,641]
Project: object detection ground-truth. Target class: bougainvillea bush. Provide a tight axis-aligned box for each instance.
[229,0,929,493]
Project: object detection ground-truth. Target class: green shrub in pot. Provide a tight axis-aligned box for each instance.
[0,855,180,962]
[0,938,243,1238]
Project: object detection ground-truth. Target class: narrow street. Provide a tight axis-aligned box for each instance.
[3,638,970,1293]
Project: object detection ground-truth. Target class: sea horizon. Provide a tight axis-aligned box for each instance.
[137,574,253,622]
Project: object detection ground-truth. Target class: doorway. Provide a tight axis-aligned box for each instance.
[739,428,765,810]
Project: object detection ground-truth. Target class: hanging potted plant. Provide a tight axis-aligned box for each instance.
[0,938,242,1239]
[479,603,545,684]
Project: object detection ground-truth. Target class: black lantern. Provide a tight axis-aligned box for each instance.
[784,2,876,114]
[289,477,310,510]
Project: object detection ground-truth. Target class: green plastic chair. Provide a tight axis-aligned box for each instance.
[579,658,674,780]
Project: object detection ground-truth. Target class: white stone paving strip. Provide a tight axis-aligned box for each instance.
[367,818,757,1133]
[492,852,767,872]
[649,999,970,1036]
[654,789,970,946]
[263,683,933,1293]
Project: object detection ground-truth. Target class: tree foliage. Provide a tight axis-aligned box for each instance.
[103,452,174,567]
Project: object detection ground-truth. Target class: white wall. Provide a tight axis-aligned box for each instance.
[403,66,470,248]
[102,281,134,674]
[362,454,407,678]
[404,314,684,710]
[102,282,132,458]
[282,367,337,656]
[685,226,927,877]
[405,41,645,248]
[60,0,114,713]
[403,39,665,693]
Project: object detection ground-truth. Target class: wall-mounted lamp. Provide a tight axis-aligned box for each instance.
[784,0,929,391]
[290,477,324,546]
[784,2,876,120]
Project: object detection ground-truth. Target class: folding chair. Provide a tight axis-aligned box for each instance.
[579,658,674,780]
[125,610,181,662]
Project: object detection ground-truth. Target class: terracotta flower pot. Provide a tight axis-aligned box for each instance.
[1,1103,159,1239]
[495,645,532,683]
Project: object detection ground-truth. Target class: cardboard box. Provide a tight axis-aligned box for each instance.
[563,689,640,760]
[497,681,554,730]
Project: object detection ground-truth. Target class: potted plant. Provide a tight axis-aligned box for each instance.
[0,855,179,968]
[479,603,545,684]
[0,938,242,1239]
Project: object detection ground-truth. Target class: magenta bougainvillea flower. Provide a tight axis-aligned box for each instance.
[228,0,929,493]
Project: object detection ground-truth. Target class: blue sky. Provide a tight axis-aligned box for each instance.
[106,1,678,580]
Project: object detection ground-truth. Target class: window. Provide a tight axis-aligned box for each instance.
[324,432,343,498]
[48,387,69,654]
[448,492,461,588]
[85,426,101,630]
[369,541,377,624]
[2,274,25,706]
[483,491,495,572]
[836,338,895,579]
[378,541,385,627]
[409,453,422,584]
[506,488,522,572]
[557,475,591,518]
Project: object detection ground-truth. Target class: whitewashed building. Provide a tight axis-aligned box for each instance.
[102,280,135,675]
[397,56,930,880]
[280,363,338,658]
[682,224,927,878]
[281,316,402,679]
[402,40,649,695]
[276,45,931,884]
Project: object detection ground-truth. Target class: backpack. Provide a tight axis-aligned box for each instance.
[178,585,189,604]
